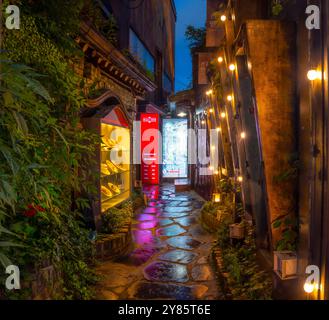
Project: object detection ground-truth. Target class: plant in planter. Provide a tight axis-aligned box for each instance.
[272,215,298,280]
[101,200,133,235]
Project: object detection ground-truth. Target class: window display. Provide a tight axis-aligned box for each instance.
[100,122,131,212]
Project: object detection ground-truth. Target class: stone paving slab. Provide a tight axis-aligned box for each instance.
[95,185,220,300]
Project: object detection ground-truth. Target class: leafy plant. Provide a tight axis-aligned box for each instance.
[272,215,298,251]
[185,25,206,53]
[1,3,100,299]
[101,200,133,234]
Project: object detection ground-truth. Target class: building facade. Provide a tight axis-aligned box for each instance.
[190,0,329,299]
[76,0,176,228]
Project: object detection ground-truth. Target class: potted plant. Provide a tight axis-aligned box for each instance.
[272,215,298,280]
[229,223,245,240]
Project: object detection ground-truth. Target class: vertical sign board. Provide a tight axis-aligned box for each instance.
[141,113,160,184]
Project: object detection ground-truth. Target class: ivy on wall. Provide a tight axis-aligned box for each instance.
[1,1,101,299]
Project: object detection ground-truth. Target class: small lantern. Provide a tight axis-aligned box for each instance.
[229,223,245,239]
[212,193,221,203]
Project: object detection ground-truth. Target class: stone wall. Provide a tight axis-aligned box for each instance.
[246,21,297,247]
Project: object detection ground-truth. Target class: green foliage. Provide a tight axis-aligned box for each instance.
[131,189,145,211]
[1,3,100,299]
[216,218,272,300]
[185,25,206,52]
[81,0,118,46]
[273,215,298,251]
[101,200,133,234]
[272,2,283,16]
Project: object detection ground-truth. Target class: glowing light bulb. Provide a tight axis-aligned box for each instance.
[201,120,205,125]
[216,127,221,132]
[227,95,233,102]
[209,108,214,113]
[178,112,187,117]
[307,69,322,81]
[229,64,236,71]
[304,283,315,294]
[221,15,227,22]
[206,89,213,96]
[237,176,243,182]
[241,132,246,139]
[221,112,226,118]
[215,170,219,175]
[218,56,223,63]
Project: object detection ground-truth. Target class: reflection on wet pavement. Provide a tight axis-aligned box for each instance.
[96,184,221,300]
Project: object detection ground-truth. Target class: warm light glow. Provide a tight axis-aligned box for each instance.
[218,56,223,63]
[241,132,246,139]
[211,146,216,151]
[212,193,221,203]
[237,176,243,182]
[209,166,214,171]
[215,170,219,175]
[177,112,187,118]
[206,89,213,96]
[220,15,227,22]
[221,112,226,118]
[229,64,236,71]
[209,108,214,113]
[227,95,233,101]
[304,283,315,294]
[307,69,322,81]
[216,127,222,132]
[201,120,205,125]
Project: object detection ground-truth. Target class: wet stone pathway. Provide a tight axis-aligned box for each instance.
[95,184,220,300]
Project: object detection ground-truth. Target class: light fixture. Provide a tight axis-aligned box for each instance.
[212,193,221,203]
[216,127,222,132]
[237,176,243,182]
[220,15,227,22]
[307,69,322,81]
[218,56,223,63]
[209,108,214,113]
[201,120,206,125]
[206,89,213,96]
[229,64,236,71]
[215,170,219,175]
[241,132,246,139]
[227,95,233,101]
[221,112,226,118]
[177,112,187,118]
[304,283,315,294]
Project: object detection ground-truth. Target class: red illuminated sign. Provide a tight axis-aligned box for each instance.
[141,113,160,185]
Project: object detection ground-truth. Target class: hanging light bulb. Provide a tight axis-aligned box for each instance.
[237,176,243,182]
[241,132,246,139]
[229,64,236,71]
[221,112,226,118]
[307,69,322,81]
[220,15,227,22]
[227,95,233,101]
[209,108,214,113]
[218,56,224,63]
[201,120,206,125]
[216,127,222,132]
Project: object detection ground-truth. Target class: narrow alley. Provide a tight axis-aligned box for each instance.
[96,184,220,300]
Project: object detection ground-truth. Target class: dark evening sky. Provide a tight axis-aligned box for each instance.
[174,0,207,92]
